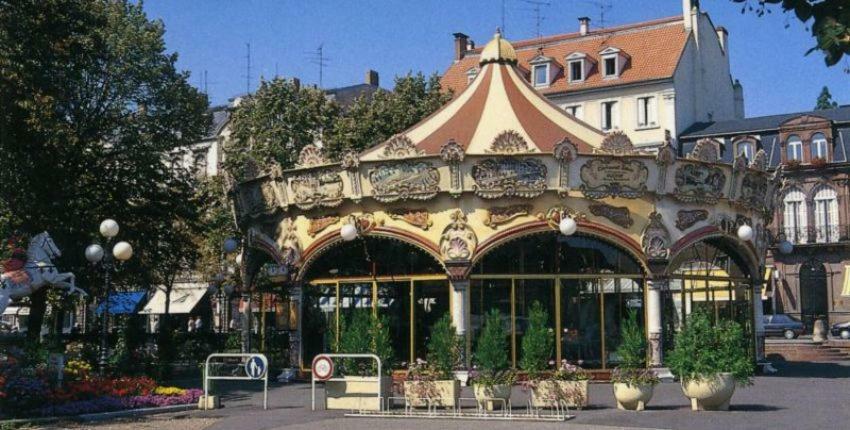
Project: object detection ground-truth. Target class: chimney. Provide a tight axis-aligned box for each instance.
[682,0,698,30]
[716,26,728,54]
[453,32,469,61]
[365,69,379,87]
[579,17,590,36]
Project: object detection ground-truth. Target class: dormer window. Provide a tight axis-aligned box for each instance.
[812,132,828,160]
[599,46,627,79]
[532,64,549,87]
[466,67,478,84]
[737,140,755,160]
[529,52,558,88]
[786,135,803,161]
[565,52,588,83]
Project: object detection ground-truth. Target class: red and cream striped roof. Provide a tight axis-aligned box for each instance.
[360,31,605,161]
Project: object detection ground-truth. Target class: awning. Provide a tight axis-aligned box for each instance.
[841,266,850,297]
[138,285,208,314]
[2,306,29,316]
[95,291,146,315]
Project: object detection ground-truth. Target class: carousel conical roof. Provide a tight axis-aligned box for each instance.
[360,30,605,161]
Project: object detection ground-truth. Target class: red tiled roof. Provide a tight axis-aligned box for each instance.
[442,16,690,96]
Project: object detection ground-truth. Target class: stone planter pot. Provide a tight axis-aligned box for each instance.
[403,380,460,408]
[530,380,589,409]
[472,383,512,411]
[612,382,654,411]
[325,376,392,411]
[680,372,736,411]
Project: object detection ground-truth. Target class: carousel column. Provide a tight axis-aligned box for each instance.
[753,280,766,362]
[646,277,667,367]
[288,280,303,369]
[446,262,471,369]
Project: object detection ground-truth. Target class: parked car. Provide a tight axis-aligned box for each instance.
[763,314,804,339]
[830,321,850,339]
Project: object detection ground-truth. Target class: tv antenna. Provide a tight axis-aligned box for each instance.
[519,0,550,41]
[306,44,331,88]
[244,42,252,94]
[581,0,613,29]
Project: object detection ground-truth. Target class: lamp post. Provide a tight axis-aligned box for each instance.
[85,219,133,376]
[209,238,238,337]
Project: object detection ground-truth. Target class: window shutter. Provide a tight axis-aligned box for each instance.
[637,98,646,126]
[613,101,620,129]
[649,97,657,126]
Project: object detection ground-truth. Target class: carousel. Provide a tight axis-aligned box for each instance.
[230,31,780,373]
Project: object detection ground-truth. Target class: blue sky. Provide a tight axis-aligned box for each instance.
[142,0,848,118]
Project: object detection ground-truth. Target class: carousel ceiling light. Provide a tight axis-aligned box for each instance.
[778,240,794,255]
[112,241,133,261]
[99,219,119,238]
[559,217,578,236]
[737,224,754,242]
[340,223,359,242]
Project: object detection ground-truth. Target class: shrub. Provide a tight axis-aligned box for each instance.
[610,310,658,386]
[0,376,48,414]
[473,309,513,387]
[337,309,394,376]
[666,309,754,385]
[425,314,460,380]
[519,301,553,379]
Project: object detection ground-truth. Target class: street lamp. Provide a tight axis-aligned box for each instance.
[86,219,133,375]
[559,216,577,236]
[209,238,238,337]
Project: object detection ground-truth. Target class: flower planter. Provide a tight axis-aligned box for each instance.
[197,395,220,410]
[531,380,588,409]
[325,376,392,411]
[472,383,511,411]
[612,382,654,411]
[681,373,736,411]
[403,380,460,408]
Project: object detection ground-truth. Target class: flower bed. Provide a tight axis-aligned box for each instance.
[36,388,203,417]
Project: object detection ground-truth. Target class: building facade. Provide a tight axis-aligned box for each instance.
[680,106,850,330]
[230,32,778,373]
[442,0,743,149]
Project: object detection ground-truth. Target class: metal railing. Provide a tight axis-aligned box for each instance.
[772,225,849,245]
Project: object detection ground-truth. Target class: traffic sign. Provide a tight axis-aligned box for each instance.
[245,355,267,379]
[312,355,334,381]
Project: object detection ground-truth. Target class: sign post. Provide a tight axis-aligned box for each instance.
[204,353,269,410]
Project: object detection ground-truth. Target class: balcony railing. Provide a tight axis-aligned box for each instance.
[771,225,850,245]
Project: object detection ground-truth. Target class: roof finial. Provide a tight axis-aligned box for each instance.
[479,27,517,66]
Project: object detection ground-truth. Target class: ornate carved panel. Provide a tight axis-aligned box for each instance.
[688,139,719,163]
[589,203,633,228]
[675,209,708,231]
[489,130,531,153]
[483,204,532,229]
[368,161,440,203]
[673,163,726,204]
[553,138,577,194]
[471,158,547,199]
[544,205,587,229]
[751,149,768,171]
[280,218,302,267]
[308,215,339,237]
[597,130,636,155]
[642,212,671,261]
[236,176,280,218]
[381,134,424,159]
[440,211,477,261]
[737,173,768,212]
[388,208,432,230]
[290,170,344,210]
[297,144,328,168]
[579,158,648,199]
[440,139,465,195]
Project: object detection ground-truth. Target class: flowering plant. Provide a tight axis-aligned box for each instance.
[552,360,590,381]
[611,367,659,385]
[64,359,93,381]
[154,386,187,396]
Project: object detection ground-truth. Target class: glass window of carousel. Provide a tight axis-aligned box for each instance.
[469,232,645,369]
[300,237,448,369]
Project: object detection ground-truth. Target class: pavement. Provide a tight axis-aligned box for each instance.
[35,360,850,430]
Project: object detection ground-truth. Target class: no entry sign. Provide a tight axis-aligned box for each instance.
[312,355,334,381]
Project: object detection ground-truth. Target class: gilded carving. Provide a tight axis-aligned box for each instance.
[589,203,633,228]
[280,218,302,267]
[673,163,726,204]
[544,206,586,229]
[579,158,648,199]
[737,173,768,212]
[368,161,440,202]
[308,215,339,237]
[553,138,577,193]
[642,212,671,261]
[237,176,280,217]
[441,139,465,194]
[297,144,328,168]
[440,211,477,261]
[340,151,360,170]
[388,209,432,230]
[597,130,636,155]
[483,204,532,229]
[688,139,719,163]
[381,134,424,159]
[471,158,547,199]
[489,130,531,153]
[675,209,708,231]
[290,170,344,210]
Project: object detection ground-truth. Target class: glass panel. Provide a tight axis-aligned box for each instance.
[413,280,450,361]
[339,282,372,321]
[603,278,645,367]
[515,279,556,367]
[470,279,512,364]
[560,278,602,368]
[302,284,336,367]
[377,281,411,366]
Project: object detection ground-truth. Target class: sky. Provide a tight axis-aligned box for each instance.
[142,0,849,118]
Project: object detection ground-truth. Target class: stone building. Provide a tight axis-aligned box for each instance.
[680,106,850,330]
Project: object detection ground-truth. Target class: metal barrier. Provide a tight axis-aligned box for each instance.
[310,353,381,411]
[203,353,269,410]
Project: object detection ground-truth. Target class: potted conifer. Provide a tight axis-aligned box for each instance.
[667,310,754,411]
[325,309,394,411]
[404,314,461,408]
[611,310,659,411]
[471,309,515,411]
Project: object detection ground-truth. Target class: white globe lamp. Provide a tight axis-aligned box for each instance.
[99,219,120,238]
[559,217,577,236]
[85,244,105,263]
[737,224,754,242]
[223,238,239,254]
[112,241,133,261]
[778,240,793,255]
[340,223,358,242]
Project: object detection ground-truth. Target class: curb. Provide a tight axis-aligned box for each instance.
[0,403,197,426]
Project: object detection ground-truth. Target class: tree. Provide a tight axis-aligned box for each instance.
[474,309,510,375]
[519,301,554,378]
[733,0,850,67]
[815,86,839,110]
[0,0,209,341]
[324,72,452,159]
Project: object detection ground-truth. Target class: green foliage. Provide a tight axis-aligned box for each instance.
[734,0,850,67]
[519,301,554,378]
[815,86,840,110]
[616,310,647,369]
[474,309,510,374]
[337,309,395,376]
[666,310,754,385]
[426,314,460,380]
[324,72,452,158]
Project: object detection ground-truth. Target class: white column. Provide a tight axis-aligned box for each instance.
[450,279,470,368]
[753,282,766,362]
[647,278,666,367]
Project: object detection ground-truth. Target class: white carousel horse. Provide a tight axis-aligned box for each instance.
[0,232,86,314]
